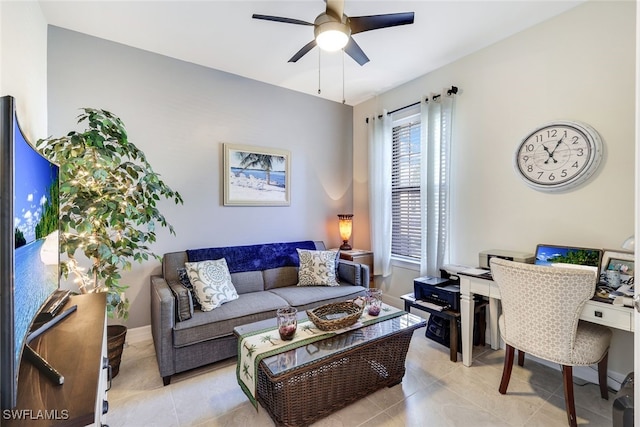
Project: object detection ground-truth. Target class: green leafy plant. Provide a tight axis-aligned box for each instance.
[37,108,183,319]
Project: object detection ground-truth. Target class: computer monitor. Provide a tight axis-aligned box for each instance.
[534,244,602,272]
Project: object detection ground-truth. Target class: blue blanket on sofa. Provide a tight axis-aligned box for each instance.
[186,241,317,273]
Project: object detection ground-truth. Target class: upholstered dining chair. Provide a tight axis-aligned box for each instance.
[489,258,612,427]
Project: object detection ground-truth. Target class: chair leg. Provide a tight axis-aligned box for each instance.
[499,345,515,394]
[598,352,609,400]
[517,350,525,366]
[561,365,577,427]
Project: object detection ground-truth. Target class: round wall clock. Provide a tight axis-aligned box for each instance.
[514,120,603,192]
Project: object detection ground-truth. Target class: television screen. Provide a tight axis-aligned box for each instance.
[0,95,60,410]
[534,244,602,271]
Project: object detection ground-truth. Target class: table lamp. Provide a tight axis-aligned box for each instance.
[338,214,353,250]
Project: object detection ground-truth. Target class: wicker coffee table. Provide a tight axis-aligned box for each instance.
[233,311,426,427]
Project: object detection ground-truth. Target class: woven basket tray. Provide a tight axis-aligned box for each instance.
[306,300,364,331]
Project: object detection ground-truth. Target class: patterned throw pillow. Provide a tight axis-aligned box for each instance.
[184,258,239,311]
[297,249,340,287]
[177,267,201,310]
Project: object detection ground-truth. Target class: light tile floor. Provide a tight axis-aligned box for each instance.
[107,329,614,426]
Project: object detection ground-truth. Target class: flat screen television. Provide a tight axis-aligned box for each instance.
[0,95,60,410]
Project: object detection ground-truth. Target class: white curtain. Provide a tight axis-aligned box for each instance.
[367,113,392,277]
[420,91,454,277]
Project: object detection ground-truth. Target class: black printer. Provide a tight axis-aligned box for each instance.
[413,275,460,312]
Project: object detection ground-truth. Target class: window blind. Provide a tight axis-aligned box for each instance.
[391,113,421,259]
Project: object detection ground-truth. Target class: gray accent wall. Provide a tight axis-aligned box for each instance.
[47,26,353,328]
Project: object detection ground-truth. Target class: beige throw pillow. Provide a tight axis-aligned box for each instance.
[297,249,340,287]
[184,258,239,311]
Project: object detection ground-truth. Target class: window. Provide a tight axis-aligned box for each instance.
[391,111,421,259]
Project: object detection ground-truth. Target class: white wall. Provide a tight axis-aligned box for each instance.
[47,27,354,329]
[0,1,48,139]
[354,1,635,378]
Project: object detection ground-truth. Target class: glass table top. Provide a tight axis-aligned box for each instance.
[234,312,426,376]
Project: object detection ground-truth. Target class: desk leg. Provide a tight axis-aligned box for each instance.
[489,297,500,350]
[459,289,475,367]
[449,317,458,362]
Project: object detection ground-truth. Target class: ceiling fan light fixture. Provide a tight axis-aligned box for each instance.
[315,21,349,51]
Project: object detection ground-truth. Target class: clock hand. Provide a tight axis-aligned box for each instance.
[542,145,554,164]
[542,138,562,164]
[549,137,563,156]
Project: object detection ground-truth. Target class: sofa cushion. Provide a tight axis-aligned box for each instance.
[297,249,340,286]
[268,285,366,308]
[185,259,239,311]
[263,266,298,290]
[229,270,264,294]
[172,291,289,347]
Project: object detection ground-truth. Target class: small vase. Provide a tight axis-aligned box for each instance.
[367,288,382,316]
[277,307,297,340]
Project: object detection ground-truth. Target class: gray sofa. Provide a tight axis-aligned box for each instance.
[150,240,370,385]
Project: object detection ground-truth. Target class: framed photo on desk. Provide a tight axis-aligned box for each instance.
[600,249,634,287]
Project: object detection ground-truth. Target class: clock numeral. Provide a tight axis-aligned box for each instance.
[548,173,556,181]
[522,155,529,162]
[561,169,568,178]
[571,136,580,144]
[535,135,543,143]
[537,171,544,179]
[526,143,535,152]
[572,161,579,168]
[527,165,534,173]
[576,148,584,156]
[547,129,557,138]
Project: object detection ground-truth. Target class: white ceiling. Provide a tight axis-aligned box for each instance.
[38,0,584,106]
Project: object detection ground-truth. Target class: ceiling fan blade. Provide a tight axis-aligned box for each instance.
[325,0,344,20]
[252,14,313,26]
[288,40,318,63]
[344,37,369,66]
[349,12,415,35]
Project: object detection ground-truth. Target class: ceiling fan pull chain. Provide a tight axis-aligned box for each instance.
[318,50,322,95]
[342,50,346,104]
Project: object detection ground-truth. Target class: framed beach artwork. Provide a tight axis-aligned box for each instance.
[223,143,291,206]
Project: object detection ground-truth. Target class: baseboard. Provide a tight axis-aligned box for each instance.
[125,324,152,344]
[530,355,626,392]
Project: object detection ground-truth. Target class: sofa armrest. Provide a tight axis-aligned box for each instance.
[150,274,176,381]
[337,259,370,288]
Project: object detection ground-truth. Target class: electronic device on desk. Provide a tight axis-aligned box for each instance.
[414,276,460,312]
[533,244,602,271]
[479,249,535,269]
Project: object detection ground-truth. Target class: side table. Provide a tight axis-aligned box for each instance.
[339,249,373,285]
[401,292,487,362]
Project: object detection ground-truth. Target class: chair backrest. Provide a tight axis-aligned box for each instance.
[490,258,597,364]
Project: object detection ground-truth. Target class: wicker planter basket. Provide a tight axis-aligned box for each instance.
[306,300,364,331]
[107,325,127,378]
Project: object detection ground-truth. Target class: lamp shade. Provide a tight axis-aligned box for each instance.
[314,19,350,52]
[338,214,353,250]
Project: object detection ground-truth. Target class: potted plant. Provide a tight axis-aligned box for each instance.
[37,108,183,376]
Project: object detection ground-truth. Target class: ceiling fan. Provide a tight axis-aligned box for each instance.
[252,0,415,66]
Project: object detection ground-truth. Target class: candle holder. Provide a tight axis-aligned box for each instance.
[367,288,382,316]
[277,307,298,341]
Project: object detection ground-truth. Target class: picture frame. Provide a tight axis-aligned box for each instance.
[599,249,634,287]
[223,143,290,206]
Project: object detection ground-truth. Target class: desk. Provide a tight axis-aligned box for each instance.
[459,273,634,367]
